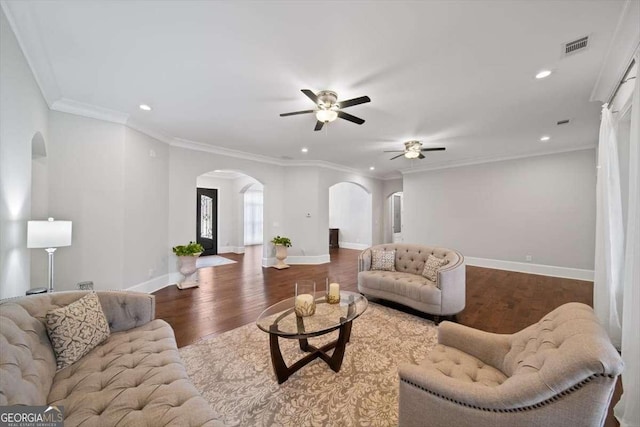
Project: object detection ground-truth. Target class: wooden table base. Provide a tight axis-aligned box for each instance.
[269,321,353,384]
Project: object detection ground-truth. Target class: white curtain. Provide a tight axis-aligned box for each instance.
[614,58,640,427]
[594,105,625,348]
[244,189,263,245]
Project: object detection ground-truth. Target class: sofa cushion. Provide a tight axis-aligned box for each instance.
[421,254,449,284]
[0,303,57,406]
[46,293,110,370]
[358,270,441,305]
[372,249,396,271]
[47,319,221,427]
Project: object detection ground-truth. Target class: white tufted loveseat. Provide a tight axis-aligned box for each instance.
[398,302,624,427]
[357,243,466,320]
[0,291,223,427]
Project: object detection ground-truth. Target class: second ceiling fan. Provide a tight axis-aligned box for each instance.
[280,89,371,131]
[385,141,446,160]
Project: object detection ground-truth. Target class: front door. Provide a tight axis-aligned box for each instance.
[196,188,217,256]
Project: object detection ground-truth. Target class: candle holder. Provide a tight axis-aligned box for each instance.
[294,280,316,317]
[326,278,340,304]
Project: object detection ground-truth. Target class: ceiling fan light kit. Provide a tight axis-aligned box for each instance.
[316,109,338,123]
[280,89,370,131]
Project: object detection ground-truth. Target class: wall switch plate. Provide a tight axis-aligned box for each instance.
[525,255,532,262]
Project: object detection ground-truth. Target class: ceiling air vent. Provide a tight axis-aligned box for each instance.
[557,119,570,125]
[563,36,589,56]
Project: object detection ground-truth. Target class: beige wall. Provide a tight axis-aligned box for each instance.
[403,149,597,270]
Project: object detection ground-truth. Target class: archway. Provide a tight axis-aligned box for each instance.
[387,192,403,243]
[31,132,48,286]
[328,182,372,250]
[195,170,263,256]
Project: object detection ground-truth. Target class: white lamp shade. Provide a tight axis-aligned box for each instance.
[316,109,338,123]
[405,150,420,159]
[27,219,72,248]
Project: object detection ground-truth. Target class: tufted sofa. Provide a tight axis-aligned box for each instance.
[357,244,465,319]
[398,302,624,427]
[0,291,223,427]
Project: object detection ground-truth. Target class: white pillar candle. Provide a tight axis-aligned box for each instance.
[329,283,340,299]
[295,294,315,316]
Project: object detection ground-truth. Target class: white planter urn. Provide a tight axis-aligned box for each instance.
[273,244,290,270]
[176,253,201,289]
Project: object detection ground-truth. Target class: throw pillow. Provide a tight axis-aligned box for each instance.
[46,292,110,370]
[422,254,449,285]
[371,249,396,271]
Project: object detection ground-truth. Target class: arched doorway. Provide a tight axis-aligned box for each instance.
[388,192,403,243]
[195,170,264,255]
[328,182,372,250]
[31,132,48,285]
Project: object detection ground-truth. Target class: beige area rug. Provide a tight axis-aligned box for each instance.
[179,303,438,426]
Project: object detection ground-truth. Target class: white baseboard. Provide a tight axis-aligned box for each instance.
[126,273,180,294]
[262,254,330,267]
[465,257,594,281]
[338,242,369,250]
[219,246,245,254]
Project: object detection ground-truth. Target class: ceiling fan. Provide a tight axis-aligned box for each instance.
[385,141,446,160]
[280,89,371,131]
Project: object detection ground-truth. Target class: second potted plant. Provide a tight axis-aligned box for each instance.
[271,235,292,269]
[172,241,204,289]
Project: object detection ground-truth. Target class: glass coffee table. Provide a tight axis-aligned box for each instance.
[256,290,368,383]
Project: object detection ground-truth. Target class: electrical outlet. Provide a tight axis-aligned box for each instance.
[525,255,532,262]
[148,268,154,278]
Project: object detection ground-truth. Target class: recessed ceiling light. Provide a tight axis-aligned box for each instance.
[369,166,375,171]
[139,104,152,111]
[535,70,552,79]
[540,135,550,141]
[301,147,308,153]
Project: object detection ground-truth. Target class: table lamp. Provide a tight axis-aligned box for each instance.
[27,218,72,293]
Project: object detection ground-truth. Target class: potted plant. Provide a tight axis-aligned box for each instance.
[172,241,204,289]
[271,236,292,269]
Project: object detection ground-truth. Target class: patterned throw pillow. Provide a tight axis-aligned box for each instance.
[422,254,449,285]
[46,292,110,370]
[371,249,396,271]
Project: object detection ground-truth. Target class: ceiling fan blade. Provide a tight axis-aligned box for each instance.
[383,150,404,153]
[420,147,446,152]
[418,153,425,159]
[280,110,316,117]
[338,96,371,109]
[314,121,324,131]
[301,89,318,104]
[390,153,405,160]
[337,110,365,125]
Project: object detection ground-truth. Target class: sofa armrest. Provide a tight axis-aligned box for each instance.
[438,321,511,369]
[399,361,551,410]
[358,249,372,272]
[437,254,466,315]
[96,291,156,333]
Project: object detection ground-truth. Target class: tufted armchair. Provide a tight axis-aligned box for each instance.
[0,291,223,426]
[398,303,623,427]
[358,244,465,320]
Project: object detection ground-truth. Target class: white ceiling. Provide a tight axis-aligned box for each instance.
[2,0,627,178]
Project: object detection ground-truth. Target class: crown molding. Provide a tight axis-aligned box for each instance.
[51,98,129,124]
[285,159,377,179]
[1,0,61,106]
[400,145,596,175]
[126,119,174,145]
[590,0,640,102]
[170,137,285,166]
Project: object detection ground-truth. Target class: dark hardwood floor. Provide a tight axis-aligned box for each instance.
[153,245,619,427]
